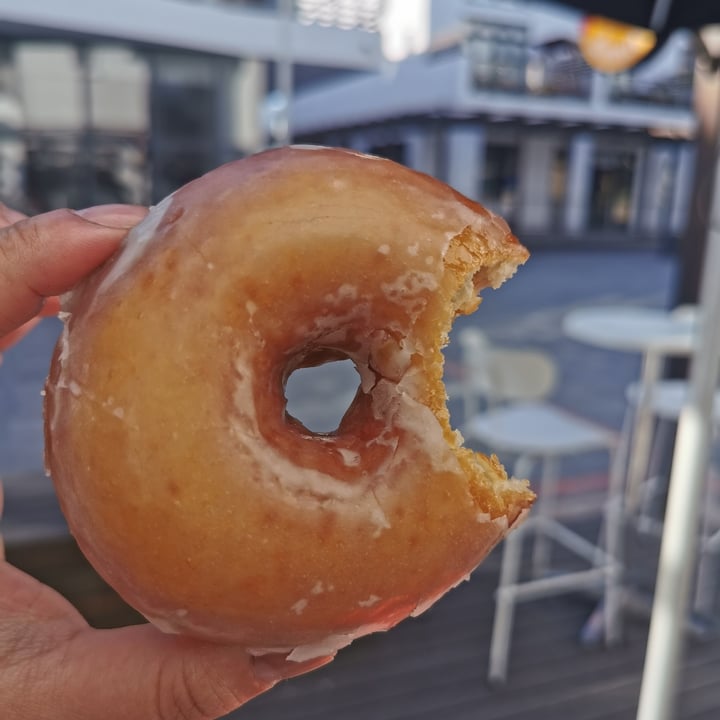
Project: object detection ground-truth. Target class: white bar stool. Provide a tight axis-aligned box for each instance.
[625,378,720,617]
[455,339,623,682]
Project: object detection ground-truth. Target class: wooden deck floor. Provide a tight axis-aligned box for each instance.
[6,528,719,720]
[228,549,720,720]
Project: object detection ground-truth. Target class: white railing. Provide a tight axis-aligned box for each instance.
[0,0,382,69]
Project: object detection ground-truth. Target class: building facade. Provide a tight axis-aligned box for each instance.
[292,0,697,247]
[0,0,383,209]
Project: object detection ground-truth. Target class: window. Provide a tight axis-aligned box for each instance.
[550,148,568,228]
[466,22,527,93]
[526,41,592,98]
[368,142,406,165]
[589,151,635,231]
[482,144,518,221]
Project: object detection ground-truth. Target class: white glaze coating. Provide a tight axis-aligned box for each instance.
[337,448,361,467]
[97,194,175,296]
[52,199,173,425]
[358,595,381,608]
[249,614,394,662]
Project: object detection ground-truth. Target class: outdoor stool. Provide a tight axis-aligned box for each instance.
[625,378,720,618]
[452,337,624,682]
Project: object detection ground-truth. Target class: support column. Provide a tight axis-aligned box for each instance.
[346,132,371,154]
[445,124,484,200]
[406,126,437,177]
[629,145,647,233]
[231,59,267,155]
[670,143,697,238]
[563,132,594,236]
[214,57,236,165]
[590,71,611,108]
[518,135,553,233]
[641,143,675,236]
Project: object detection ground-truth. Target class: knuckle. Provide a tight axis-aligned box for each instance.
[0,209,75,268]
[9,216,43,253]
[0,203,25,227]
[0,219,40,277]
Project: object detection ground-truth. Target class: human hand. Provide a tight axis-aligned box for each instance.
[0,203,145,353]
[0,205,333,719]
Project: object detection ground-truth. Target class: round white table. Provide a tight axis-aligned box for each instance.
[562,306,698,508]
[563,306,697,356]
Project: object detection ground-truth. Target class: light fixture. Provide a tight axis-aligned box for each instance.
[578,16,657,73]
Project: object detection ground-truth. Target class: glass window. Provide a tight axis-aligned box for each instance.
[152,83,216,138]
[466,22,527,93]
[526,41,592,98]
[482,143,518,221]
[609,33,694,108]
[367,142,406,165]
[550,147,568,228]
[589,151,635,231]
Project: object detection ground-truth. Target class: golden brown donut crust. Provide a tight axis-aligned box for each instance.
[45,147,533,656]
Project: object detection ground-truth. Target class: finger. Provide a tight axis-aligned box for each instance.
[0,481,4,561]
[0,296,61,353]
[40,297,61,317]
[0,317,43,353]
[43,624,335,720]
[0,203,27,227]
[162,641,334,717]
[0,298,61,357]
[0,205,147,337]
[251,652,335,683]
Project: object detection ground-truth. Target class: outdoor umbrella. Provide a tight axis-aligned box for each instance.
[541,2,720,719]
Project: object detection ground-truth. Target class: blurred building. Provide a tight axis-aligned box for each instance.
[0,0,383,209]
[291,0,697,247]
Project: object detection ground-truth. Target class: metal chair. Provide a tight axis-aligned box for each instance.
[451,331,623,682]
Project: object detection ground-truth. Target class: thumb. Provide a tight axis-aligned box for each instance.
[0,205,147,337]
[251,651,336,685]
[0,480,4,561]
[155,641,335,719]
[51,623,334,720]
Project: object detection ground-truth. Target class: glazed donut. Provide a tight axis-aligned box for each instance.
[44,146,534,659]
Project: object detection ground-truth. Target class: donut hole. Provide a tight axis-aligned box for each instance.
[284,358,361,434]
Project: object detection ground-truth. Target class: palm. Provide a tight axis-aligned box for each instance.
[0,489,267,720]
[0,524,329,720]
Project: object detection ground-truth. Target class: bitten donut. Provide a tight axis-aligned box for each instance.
[44,146,534,659]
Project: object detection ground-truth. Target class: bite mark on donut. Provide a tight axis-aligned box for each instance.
[419,224,535,520]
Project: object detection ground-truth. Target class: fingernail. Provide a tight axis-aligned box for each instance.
[73,205,148,229]
[252,653,335,683]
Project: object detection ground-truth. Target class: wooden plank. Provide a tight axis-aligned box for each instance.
[231,573,719,720]
[675,645,720,719]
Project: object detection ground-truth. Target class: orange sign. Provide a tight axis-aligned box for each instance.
[579,16,657,73]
